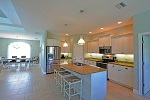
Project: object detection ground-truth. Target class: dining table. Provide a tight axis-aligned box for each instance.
[1,58,31,68]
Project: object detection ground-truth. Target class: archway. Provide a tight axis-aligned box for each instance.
[8,42,31,58]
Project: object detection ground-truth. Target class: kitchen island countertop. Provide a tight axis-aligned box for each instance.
[61,63,106,75]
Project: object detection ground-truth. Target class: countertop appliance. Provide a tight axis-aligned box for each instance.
[99,46,111,54]
[96,55,117,69]
[46,46,61,74]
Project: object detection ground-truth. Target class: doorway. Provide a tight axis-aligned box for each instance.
[138,32,150,96]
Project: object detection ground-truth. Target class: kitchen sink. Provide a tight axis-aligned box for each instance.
[74,63,85,66]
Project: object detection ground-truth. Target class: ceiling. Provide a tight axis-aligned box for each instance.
[0,0,150,40]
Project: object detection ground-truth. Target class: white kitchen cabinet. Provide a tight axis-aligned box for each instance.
[87,40,99,53]
[84,60,89,64]
[89,61,96,66]
[73,43,84,63]
[108,64,134,88]
[111,35,123,54]
[60,42,71,53]
[123,34,134,54]
[47,39,60,46]
[84,60,96,66]
[111,34,133,54]
[119,66,134,87]
[99,34,111,46]
[107,64,119,82]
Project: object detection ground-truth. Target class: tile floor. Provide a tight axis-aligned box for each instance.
[0,65,150,100]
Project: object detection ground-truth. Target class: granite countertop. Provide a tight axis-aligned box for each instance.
[84,58,102,61]
[61,63,106,75]
[109,62,134,67]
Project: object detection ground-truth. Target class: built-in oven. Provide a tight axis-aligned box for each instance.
[99,46,111,54]
[96,55,117,69]
[96,61,107,69]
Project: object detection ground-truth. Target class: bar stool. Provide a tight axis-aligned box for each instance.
[54,68,65,85]
[58,71,72,92]
[64,76,82,100]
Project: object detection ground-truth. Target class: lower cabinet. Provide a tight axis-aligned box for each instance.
[108,64,134,88]
[84,60,96,66]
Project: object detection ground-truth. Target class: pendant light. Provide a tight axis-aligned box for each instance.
[78,10,85,45]
[63,24,68,47]
[63,41,68,47]
[13,36,20,49]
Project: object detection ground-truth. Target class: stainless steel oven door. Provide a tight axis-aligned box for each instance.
[96,62,107,69]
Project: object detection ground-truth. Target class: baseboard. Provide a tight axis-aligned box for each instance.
[133,89,139,95]
[40,67,46,74]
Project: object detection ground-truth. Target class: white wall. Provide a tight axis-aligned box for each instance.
[40,31,47,73]
[133,9,150,91]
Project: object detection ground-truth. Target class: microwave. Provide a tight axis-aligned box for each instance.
[99,46,111,54]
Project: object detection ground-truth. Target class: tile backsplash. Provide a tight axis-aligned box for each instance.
[85,53,103,59]
[115,54,134,62]
[85,53,134,62]
[61,53,72,58]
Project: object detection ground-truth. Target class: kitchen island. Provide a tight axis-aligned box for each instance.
[61,63,107,100]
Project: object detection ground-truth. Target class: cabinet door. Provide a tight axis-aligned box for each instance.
[99,37,105,46]
[73,43,84,63]
[108,64,119,82]
[123,34,134,54]
[92,40,99,53]
[87,41,92,53]
[104,36,111,46]
[47,39,60,46]
[47,39,54,46]
[53,39,60,46]
[111,35,123,54]
[119,66,134,87]
[90,61,96,66]
[84,60,89,64]
[87,40,99,53]
[99,35,111,46]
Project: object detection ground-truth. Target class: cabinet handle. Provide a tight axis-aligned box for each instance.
[125,68,128,69]
[118,70,121,71]
[113,65,114,67]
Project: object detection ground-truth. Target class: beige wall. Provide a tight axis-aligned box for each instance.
[47,32,70,42]
[91,24,133,40]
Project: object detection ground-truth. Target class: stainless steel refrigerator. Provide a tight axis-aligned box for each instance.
[46,46,61,74]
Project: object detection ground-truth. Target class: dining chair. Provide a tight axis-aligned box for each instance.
[9,56,17,68]
[32,56,39,64]
[20,56,27,67]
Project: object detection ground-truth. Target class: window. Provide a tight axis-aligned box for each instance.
[8,42,31,58]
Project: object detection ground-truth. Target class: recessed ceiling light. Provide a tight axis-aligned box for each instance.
[101,28,104,29]
[66,34,68,36]
[118,22,122,24]
[89,32,92,33]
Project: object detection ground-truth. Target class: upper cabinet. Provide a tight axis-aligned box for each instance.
[111,34,133,54]
[47,39,60,46]
[99,34,111,46]
[87,40,99,53]
[60,42,71,53]
[73,43,84,63]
